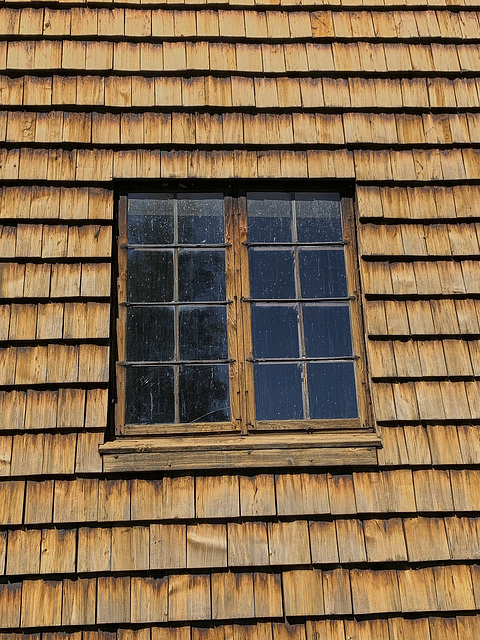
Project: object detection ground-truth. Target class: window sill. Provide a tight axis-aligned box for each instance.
[99,431,381,472]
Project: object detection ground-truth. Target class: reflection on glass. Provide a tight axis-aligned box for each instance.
[127,307,174,361]
[308,361,358,419]
[254,363,303,420]
[179,365,230,422]
[247,193,292,243]
[252,304,299,358]
[128,194,174,244]
[178,250,226,302]
[179,306,228,360]
[299,248,347,298]
[125,366,174,424]
[127,249,174,302]
[178,193,224,244]
[249,249,296,299]
[303,304,352,357]
[296,193,342,243]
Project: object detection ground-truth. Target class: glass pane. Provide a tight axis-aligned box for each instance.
[249,249,296,299]
[128,194,174,244]
[127,306,174,361]
[308,361,358,419]
[299,248,347,298]
[178,193,224,244]
[125,366,174,424]
[179,365,230,423]
[296,193,342,243]
[251,304,299,358]
[127,249,174,302]
[179,306,228,360]
[254,363,303,420]
[303,304,353,357]
[247,193,292,243]
[178,250,226,302]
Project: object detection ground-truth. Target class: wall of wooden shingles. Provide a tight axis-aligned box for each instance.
[1,0,480,637]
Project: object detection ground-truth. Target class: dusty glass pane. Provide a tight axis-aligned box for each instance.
[125,366,174,424]
[299,248,347,298]
[251,304,299,358]
[178,250,226,302]
[178,193,224,244]
[308,361,358,419]
[296,193,342,243]
[247,193,292,243]
[179,364,230,422]
[249,249,296,299]
[127,249,174,302]
[179,306,228,360]
[254,363,303,420]
[127,306,174,361]
[303,304,353,357]
[128,193,174,244]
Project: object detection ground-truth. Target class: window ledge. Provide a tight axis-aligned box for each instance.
[99,431,381,472]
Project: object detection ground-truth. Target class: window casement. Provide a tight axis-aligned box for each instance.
[101,186,381,471]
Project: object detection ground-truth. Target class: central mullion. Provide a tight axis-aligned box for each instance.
[173,197,180,424]
[237,195,256,431]
[225,196,242,431]
[292,197,310,420]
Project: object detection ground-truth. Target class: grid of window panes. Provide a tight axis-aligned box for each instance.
[247,192,359,421]
[125,193,230,425]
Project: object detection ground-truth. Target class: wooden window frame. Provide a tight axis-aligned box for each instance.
[101,183,380,471]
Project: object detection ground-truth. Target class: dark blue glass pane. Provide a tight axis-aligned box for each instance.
[247,193,292,243]
[178,193,224,244]
[251,304,299,358]
[296,193,342,243]
[249,249,296,299]
[299,248,347,298]
[303,304,353,357]
[179,365,230,423]
[127,306,174,361]
[254,363,303,420]
[178,250,226,302]
[308,361,358,419]
[125,366,174,424]
[128,194,174,244]
[127,249,174,302]
[179,306,228,360]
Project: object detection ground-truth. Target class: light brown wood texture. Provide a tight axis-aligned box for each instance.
[1,1,480,634]
[2,74,479,111]
[1,9,480,40]
[2,567,479,627]
[3,41,480,75]
[4,110,480,148]
[3,471,480,526]
[101,435,379,471]
[0,147,478,182]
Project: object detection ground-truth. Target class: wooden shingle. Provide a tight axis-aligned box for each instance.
[283,569,324,616]
[350,569,401,614]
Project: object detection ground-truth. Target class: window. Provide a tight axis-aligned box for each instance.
[115,187,373,440]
